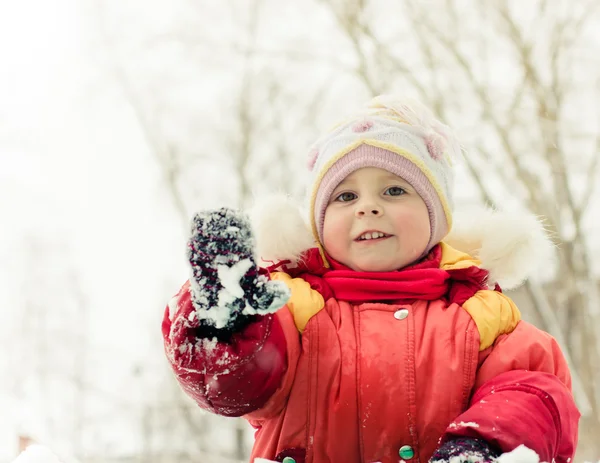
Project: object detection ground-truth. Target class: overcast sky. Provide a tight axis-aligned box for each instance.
[0,0,192,458]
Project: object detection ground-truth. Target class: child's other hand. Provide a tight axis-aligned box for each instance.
[430,438,499,463]
[187,208,290,337]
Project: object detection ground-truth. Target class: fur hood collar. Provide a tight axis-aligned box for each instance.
[249,194,552,290]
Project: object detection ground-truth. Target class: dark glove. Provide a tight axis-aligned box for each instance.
[430,438,500,463]
[187,208,290,340]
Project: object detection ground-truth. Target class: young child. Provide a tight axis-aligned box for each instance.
[162,96,580,463]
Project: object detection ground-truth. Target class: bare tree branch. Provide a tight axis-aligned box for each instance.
[412,4,550,220]
[95,2,190,229]
[319,0,382,95]
[574,131,600,222]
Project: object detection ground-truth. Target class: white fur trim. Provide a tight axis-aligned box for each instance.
[251,197,552,289]
[249,193,315,265]
[445,207,554,290]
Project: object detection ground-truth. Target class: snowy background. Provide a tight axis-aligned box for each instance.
[1,0,599,462]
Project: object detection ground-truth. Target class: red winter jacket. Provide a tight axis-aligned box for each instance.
[162,244,579,463]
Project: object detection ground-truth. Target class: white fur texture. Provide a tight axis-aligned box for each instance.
[251,195,553,289]
[446,206,553,290]
[249,193,315,265]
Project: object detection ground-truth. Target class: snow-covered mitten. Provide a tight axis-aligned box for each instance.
[429,438,500,463]
[187,207,290,340]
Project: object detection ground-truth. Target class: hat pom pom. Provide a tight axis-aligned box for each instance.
[425,132,446,160]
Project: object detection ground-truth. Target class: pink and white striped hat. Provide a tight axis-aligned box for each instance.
[307,95,461,257]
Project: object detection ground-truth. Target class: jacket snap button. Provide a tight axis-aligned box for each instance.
[399,445,415,459]
[394,309,409,320]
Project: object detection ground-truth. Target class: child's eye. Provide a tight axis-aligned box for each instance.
[385,186,406,196]
[335,192,357,202]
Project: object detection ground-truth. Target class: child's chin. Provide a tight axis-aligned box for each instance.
[355,259,398,272]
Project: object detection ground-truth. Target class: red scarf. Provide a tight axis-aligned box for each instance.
[264,245,491,306]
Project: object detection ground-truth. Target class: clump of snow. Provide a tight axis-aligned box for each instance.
[167,295,179,321]
[497,445,540,463]
[11,445,62,463]
[198,337,219,355]
[215,350,231,365]
[217,259,253,305]
[448,421,479,429]
[177,341,191,355]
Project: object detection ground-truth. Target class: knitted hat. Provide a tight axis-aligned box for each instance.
[307,95,461,258]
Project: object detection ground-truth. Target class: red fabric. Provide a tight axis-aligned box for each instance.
[164,256,579,462]
[266,245,490,305]
[162,281,288,416]
[446,265,494,306]
[443,370,580,463]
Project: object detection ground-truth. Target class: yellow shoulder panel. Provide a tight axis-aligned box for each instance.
[439,242,481,270]
[439,243,521,350]
[462,290,521,350]
[270,272,325,333]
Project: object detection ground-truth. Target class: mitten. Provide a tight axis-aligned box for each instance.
[187,207,290,340]
[430,438,500,463]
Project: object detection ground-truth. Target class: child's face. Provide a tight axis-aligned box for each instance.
[323,167,431,272]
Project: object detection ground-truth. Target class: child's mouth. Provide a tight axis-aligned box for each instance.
[355,231,392,242]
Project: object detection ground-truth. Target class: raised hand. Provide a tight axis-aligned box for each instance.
[187,208,290,338]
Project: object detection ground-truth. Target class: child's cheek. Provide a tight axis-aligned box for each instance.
[323,209,349,259]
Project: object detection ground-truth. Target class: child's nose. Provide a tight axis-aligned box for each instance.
[355,201,383,217]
